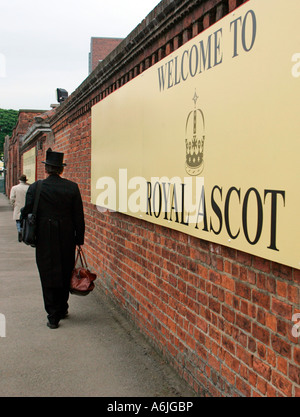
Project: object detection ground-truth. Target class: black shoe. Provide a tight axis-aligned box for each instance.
[18,231,22,242]
[47,322,59,329]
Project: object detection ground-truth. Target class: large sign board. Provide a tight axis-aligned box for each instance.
[22,147,36,185]
[91,0,300,270]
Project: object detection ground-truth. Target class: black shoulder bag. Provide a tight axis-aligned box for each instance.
[22,180,43,248]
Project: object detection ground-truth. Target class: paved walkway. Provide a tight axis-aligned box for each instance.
[0,193,196,397]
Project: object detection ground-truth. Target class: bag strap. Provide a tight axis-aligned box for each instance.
[79,246,88,268]
[74,246,81,266]
[32,180,43,216]
[75,246,88,268]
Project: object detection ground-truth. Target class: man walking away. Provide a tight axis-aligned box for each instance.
[10,174,29,242]
[21,148,85,329]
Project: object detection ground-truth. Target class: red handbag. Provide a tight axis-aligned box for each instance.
[70,246,97,296]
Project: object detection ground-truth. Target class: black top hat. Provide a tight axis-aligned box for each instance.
[42,148,66,167]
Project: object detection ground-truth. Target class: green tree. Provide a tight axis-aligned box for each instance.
[0,108,19,159]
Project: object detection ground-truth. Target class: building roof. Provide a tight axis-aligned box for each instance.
[89,37,123,73]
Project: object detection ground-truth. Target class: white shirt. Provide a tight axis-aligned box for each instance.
[10,181,30,220]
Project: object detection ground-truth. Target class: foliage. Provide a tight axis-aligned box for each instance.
[0,108,19,160]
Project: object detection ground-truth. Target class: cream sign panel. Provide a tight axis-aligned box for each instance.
[91,0,300,270]
[22,147,36,185]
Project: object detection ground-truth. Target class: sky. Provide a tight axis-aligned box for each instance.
[0,0,161,111]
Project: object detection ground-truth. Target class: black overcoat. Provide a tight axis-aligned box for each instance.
[21,174,85,288]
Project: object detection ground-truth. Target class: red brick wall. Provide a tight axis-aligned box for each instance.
[22,0,300,397]
[82,210,299,397]
[7,110,44,195]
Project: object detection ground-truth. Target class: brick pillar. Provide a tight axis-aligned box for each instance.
[165,41,172,56]
[158,47,165,61]
[182,29,189,44]
[192,21,199,37]
[216,3,227,21]
[229,0,237,12]
[145,58,151,69]
[173,35,180,50]
[203,13,210,30]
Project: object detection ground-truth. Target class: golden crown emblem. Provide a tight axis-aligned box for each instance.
[185,91,205,176]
